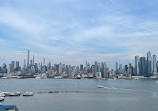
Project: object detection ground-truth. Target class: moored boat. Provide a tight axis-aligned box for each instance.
[9,92,21,96]
[0,92,5,97]
[3,92,10,96]
[23,92,34,96]
[1,77,10,79]
[0,97,4,101]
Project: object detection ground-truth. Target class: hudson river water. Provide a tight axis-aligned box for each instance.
[1,79,158,111]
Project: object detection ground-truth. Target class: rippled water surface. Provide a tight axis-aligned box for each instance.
[1,79,158,111]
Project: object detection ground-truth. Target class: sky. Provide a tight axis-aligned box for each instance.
[0,0,158,68]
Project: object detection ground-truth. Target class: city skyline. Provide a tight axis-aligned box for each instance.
[1,0,158,66]
[1,50,158,69]
[1,50,158,75]
[0,50,158,80]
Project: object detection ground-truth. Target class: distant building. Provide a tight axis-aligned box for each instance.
[147,51,152,76]
[135,56,139,75]
[152,55,157,75]
[128,63,132,75]
[115,61,119,75]
[59,63,62,74]
[139,57,146,76]
[27,50,30,67]
[119,64,123,74]
[80,64,83,72]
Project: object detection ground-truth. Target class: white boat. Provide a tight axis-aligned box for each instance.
[0,92,5,97]
[3,92,10,96]
[54,76,62,79]
[1,77,10,79]
[9,92,21,96]
[97,85,104,88]
[36,73,47,79]
[77,75,81,79]
[0,97,4,101]
[23,92,34,96]
[35,76,41,79]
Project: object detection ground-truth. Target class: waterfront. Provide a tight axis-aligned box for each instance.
[0,79,158,111]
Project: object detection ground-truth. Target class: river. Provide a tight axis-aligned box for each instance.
[1,78,158,111]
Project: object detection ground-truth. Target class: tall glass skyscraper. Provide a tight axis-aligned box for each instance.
[152,55,157,75]
[27,50,30,67]
[139,57,146,76]
[135,56,139,75]
[147,51,152,76]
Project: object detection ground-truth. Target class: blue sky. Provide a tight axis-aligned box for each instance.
[0,0,158,67]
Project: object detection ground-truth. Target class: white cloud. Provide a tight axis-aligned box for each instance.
[0,0,158,67]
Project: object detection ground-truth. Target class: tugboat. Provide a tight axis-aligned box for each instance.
[0,105,18,111]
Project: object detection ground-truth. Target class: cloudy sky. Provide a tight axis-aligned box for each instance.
[0,0,158,68]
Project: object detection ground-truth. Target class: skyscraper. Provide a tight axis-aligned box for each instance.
[27,50,30,67]
[128,63,132,75]
[23,59,26,69]
[11,61,15,73]
[43,58,45,66]
[16,61,19,71]
[119,64,123,74]
[33,55,34,65]
[152,55,157,75]
[139,57,146,76]
[135,56,139,75]
[147,51,152,76]
[80,64,83,72]
[59,63,62,74]
[94,61,98,73]
[115,61,119,75]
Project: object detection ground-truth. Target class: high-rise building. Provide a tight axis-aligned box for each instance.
[128,63,132,75]
[119,64,123,74]
[16,61,19,68]
[94,61,98,73]
[91,65,95,74]
[80,64,83,72]
[43,58,45,66]
[135,56,139,75]
[152,55,157,75]
[59,63,62,74]
[30,60,33,66]
[15,61,19,71]
[23,59,26,69]
[124,65,128,73]
[7,64,11,74]
[115,61,119,75]
[147,51,152,76]
[33,55,34,65]
[27,50,30,67]
[156,61,158,73]
[139,57,146,76]
[11,61,15,73]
